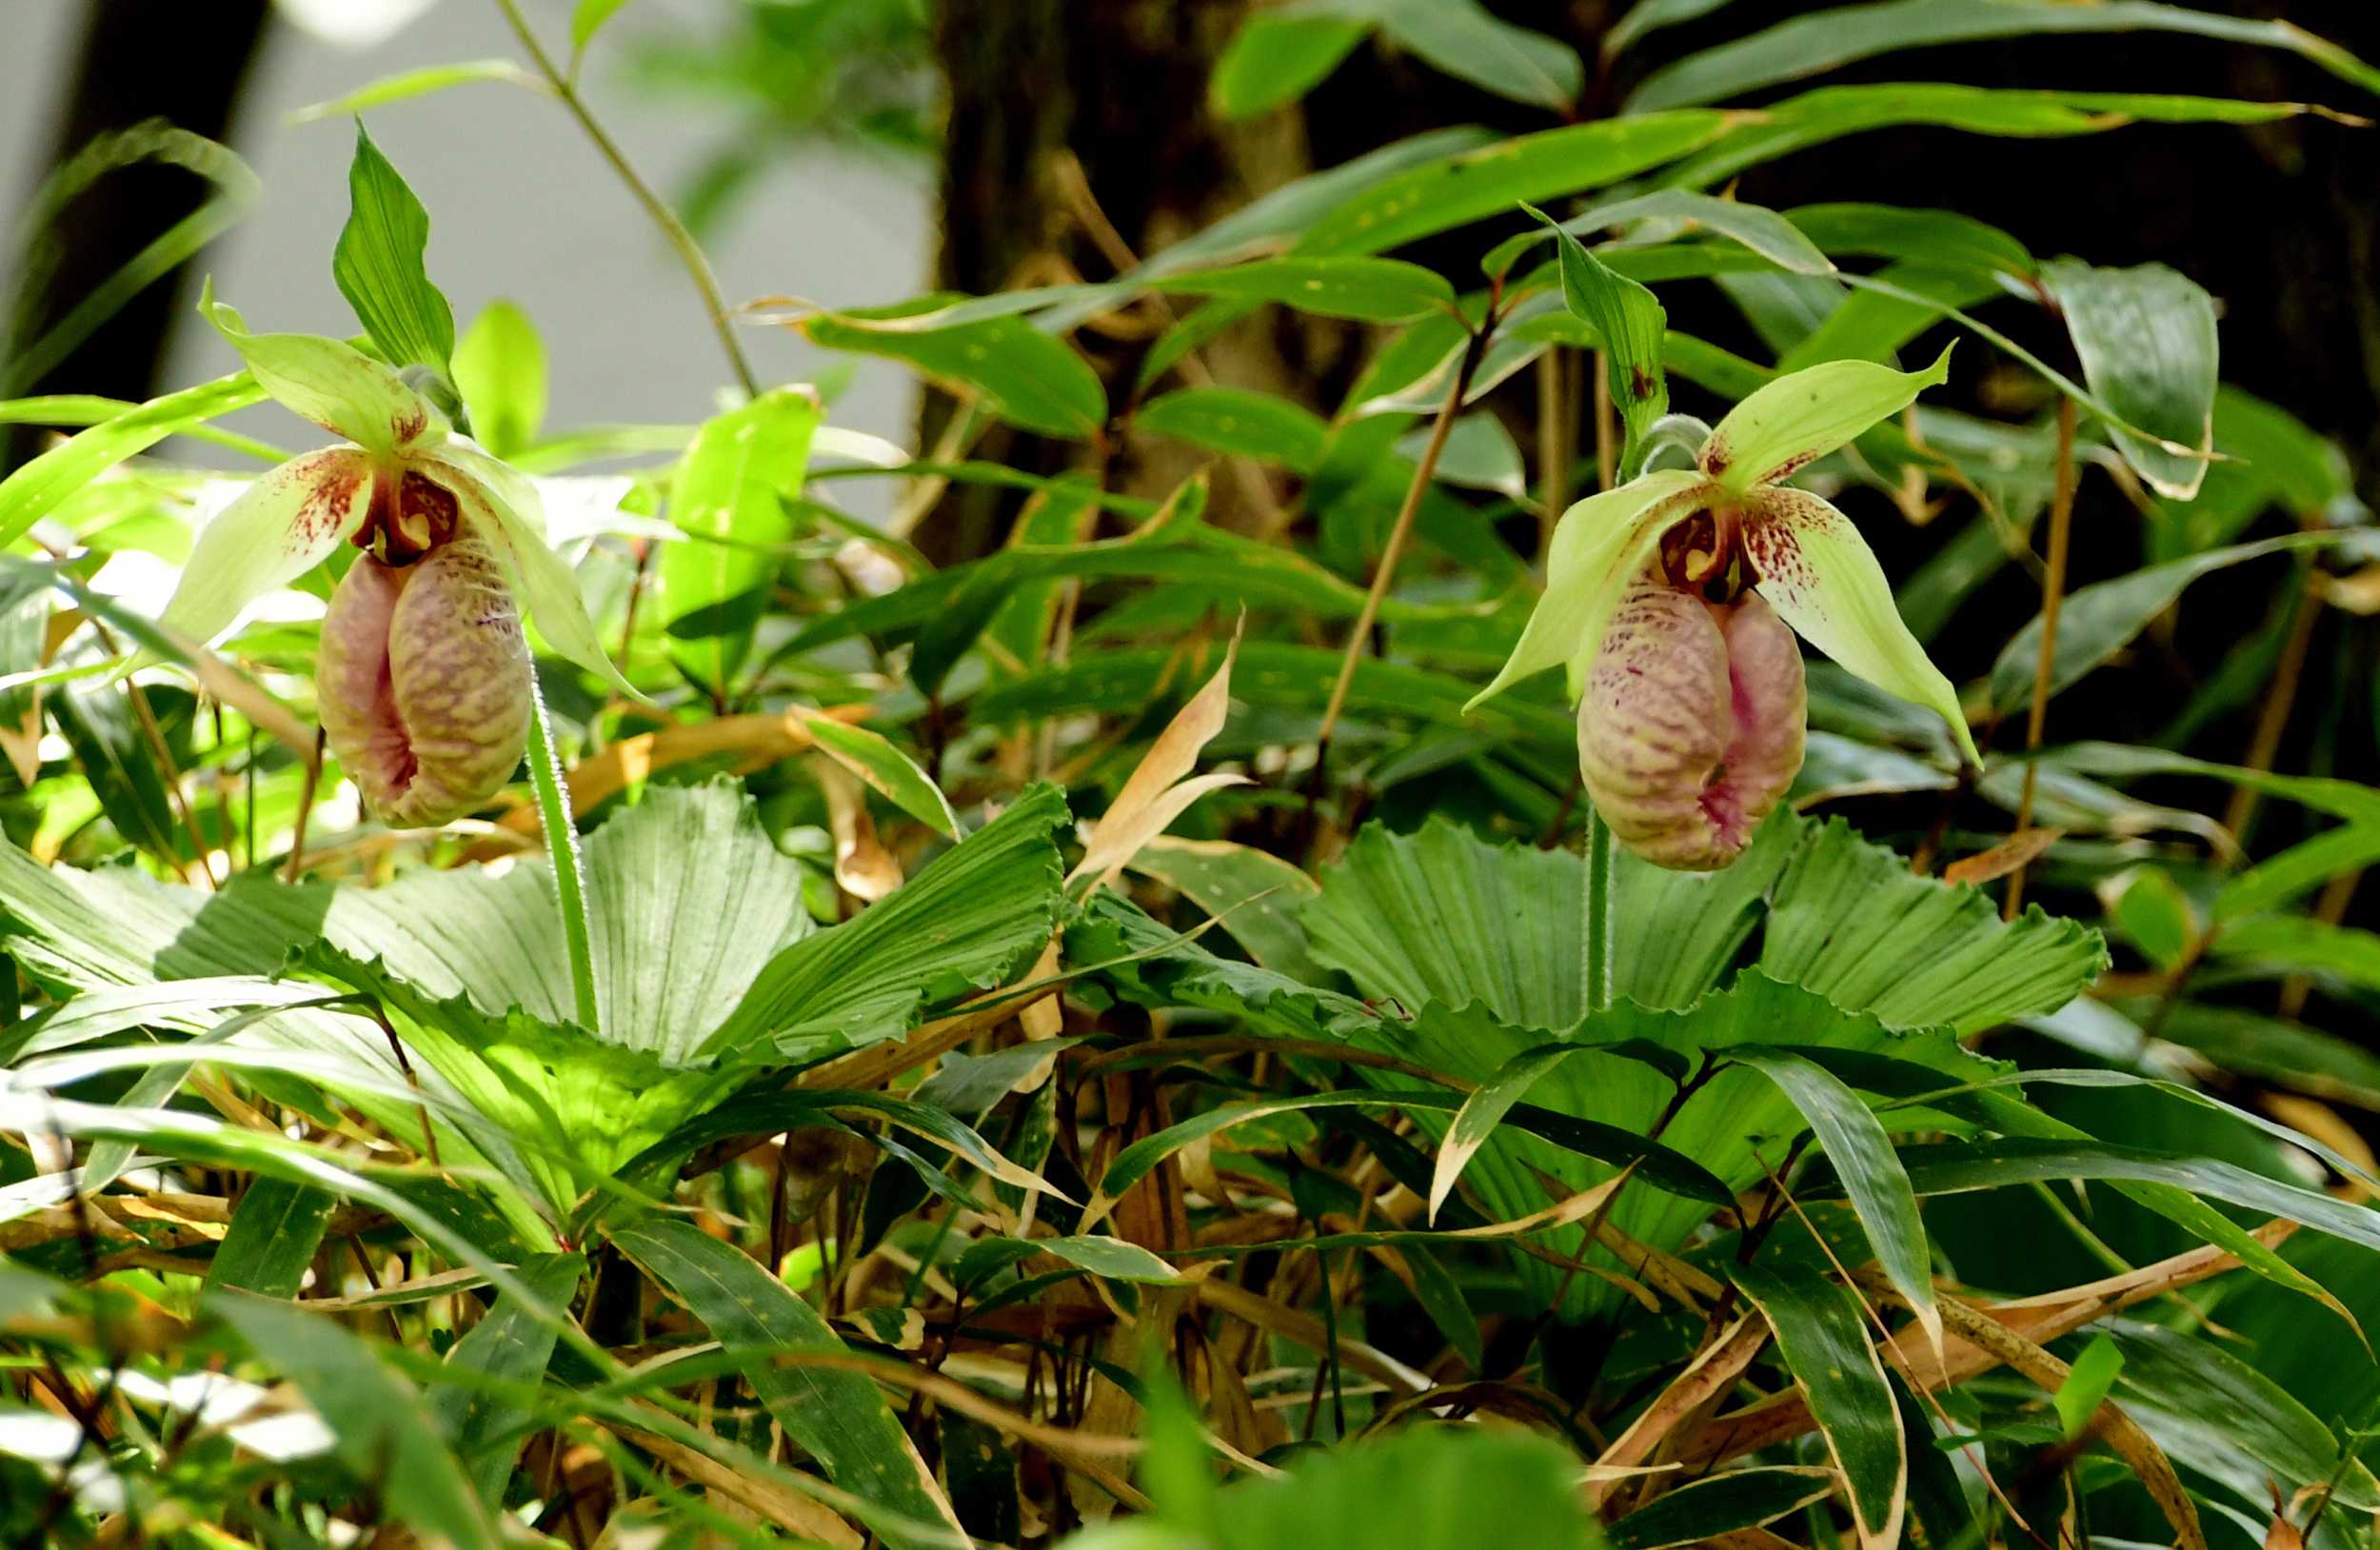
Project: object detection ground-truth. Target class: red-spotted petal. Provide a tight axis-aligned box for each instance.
[1741,485,1979,766]
[156,448,375,647]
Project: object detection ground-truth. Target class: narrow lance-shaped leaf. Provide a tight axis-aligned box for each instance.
[1606,1466,1840,1550]
[1720,1044,1942,1361]
[2054,1333,2125,1439]
[1098,1088,1734,1211]
[333,122,456,378]
[1363,0,1585,112]
[805,717,962,840]
[205,1178,336,1300]
[1730,1260,1907,1550]
[1526,201,1668,475]
[607,1218,966,1550]
[1987,531,2340,714]
[1624,0,2380,114]
[429,1253,586,1508]
[802,299,1106,441]
[2044,257,2218,500]
[1430,1042,1574,1222]
[0,372,266,548]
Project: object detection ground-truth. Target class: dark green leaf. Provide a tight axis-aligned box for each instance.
[608,1218,962,1548]
[803,299,1105,439]
[1731,1262,1904,1545]
[1877,1137,2380,1260]
[1787,202,2034,278]
[2110,1321,2380,1512]
[1721,1046,1939,1356]
[1156,256,1456,322]
[430,1253,585,1506]
[1607,1465,1839,1550]
[1665,84,2320,192]
[1626,0,2380,112]
[1988,531,2347,713]
[1097,1086,1735,1210]
[2043,257,2220,499]
[1356,0,1583,112]
[205,1179,335,1300]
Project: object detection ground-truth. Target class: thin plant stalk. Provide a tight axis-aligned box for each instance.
[1536,348,1570,560]
[2281,866,2360,1017]
[2222,575,2322,841]
[283,727,326,884]
[1312,331,1486,760]
[526,666,601,1033]
[1584,811,1614,1013]
[1581,343,1619,1013]
[2004,397,2078,920]
[1591,349,1616,493]
[492,0,759,397]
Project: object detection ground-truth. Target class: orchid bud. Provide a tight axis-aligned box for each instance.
[1576,582,1805,871]
[317,535,529,827]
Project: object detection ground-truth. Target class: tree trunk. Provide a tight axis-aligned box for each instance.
[5,0,272,470]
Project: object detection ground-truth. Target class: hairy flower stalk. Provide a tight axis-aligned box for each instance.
[155,288,634,827]
[1474,351,1977,871]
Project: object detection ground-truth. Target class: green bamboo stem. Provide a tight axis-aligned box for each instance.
[525,666,599,1032]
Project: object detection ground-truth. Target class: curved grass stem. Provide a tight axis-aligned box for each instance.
[492,0,759,397]
[1312,329,1488,767]
[2004,396,2078,919]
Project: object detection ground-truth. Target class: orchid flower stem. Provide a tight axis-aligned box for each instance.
[526,666,600,1033]
[492,0,760,398]
[1584,805,1615,1014]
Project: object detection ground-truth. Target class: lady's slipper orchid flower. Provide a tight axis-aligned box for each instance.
[156,290,635,826]
[1471,349,1978,870]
